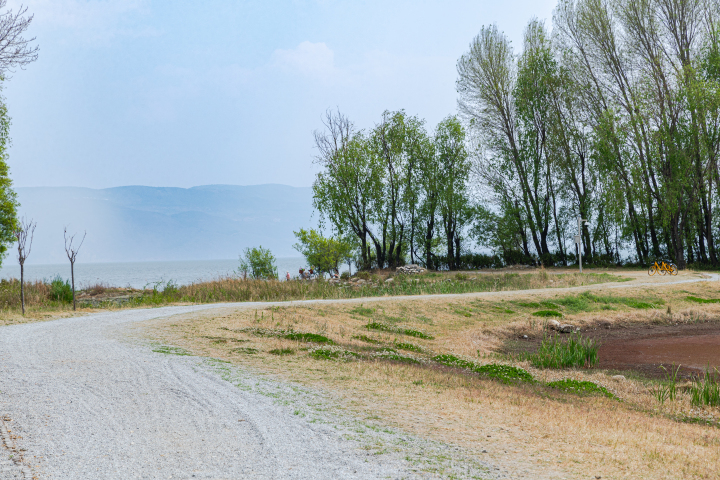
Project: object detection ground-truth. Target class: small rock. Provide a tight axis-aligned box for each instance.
[384,277,394,283]
[522,335,528,339]
[547,319,562,329]
[558,324,576,333]
[611,375,626,381]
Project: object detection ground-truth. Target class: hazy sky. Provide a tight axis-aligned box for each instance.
[7,0,555,189]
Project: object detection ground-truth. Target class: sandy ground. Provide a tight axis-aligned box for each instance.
[1,269,717,479]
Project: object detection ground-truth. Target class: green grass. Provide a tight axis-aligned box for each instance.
[352,334,382,344]
[152,345,193,356]
[546,379,615,399]
[241,327,335,344]
[269,348,295,355]
[232,347,258,354]
[432,354,534,383]
[393,341,423,352]
[374,350,420,364]
[365,322,434,339]
[686,296,720,304]
[532,310,563,318]
[309,347,360,361]
[526,334,598,369]
[350,306,376,316]
[690,369,720,407]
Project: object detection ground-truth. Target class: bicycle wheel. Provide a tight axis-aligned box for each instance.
[648,264,657,276]
[659,263,668,275]
[668,263,678,276]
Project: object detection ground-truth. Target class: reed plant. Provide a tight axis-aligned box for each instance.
[690,368,720,407]
[526,333,599,369]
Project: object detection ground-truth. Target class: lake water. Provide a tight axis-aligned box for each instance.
[0,257,308,289]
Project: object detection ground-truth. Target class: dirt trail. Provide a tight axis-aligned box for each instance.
[0,270,716,479]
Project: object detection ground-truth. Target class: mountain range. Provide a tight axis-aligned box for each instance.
[15,184,316,264]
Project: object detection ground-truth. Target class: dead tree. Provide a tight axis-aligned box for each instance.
[13,216,35,315]
[64,227,86,311]
[0,1,38,75]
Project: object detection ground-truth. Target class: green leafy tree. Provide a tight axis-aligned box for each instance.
[293,228,353,275]
[0,96,17,266]
[238,246,277,279]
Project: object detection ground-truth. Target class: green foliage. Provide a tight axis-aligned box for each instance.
[547,379,615,399]
[309,347,360,361]
[0,95,17,267]
[282,332,335,344]
[238,246,278,280]
[49,276,73,304]
[152,346,193,356]
[349,305,375,317]
[527,334,598,369]
[393,341,423,352]
[365,322,434,339]
[532,310,562,317]
[352,334,381,344]
[653,365,680,404]
[293,228,353,275]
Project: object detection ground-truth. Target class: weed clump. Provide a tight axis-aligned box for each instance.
[365,322,434,339]
[547,379,615,399]
[527,334,598,369]
[393,341,423,352]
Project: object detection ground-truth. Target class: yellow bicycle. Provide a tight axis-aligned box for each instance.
[648,260,678,276]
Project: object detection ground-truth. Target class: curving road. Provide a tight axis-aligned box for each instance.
[1,271,717,479]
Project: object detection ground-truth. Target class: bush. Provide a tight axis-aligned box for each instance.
[340,271,351,280]
[49,276,73,303]
[238,246,278,279]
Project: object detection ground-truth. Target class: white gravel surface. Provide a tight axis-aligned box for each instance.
[0,305,508,480]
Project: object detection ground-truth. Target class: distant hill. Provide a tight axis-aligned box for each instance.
[15,184,316,264]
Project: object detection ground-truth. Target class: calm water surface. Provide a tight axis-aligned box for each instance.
[0,258,306,289]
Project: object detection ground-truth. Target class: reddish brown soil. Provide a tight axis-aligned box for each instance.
[506,321,720,379]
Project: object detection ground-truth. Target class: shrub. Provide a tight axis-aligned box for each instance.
[238,246,278,279]
[49,276,73,303]
[527,334,598,369]
[432,354,534,383]
[340,271,351,280]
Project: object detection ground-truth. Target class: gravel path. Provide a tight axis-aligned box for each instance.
[1,272,716,479]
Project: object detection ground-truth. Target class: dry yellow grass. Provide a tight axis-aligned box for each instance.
[146,278,720,479]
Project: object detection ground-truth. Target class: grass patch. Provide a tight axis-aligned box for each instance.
[432,354,534,383]
[283,332,335,344]
[690,369,720,407]
[546,379,615,399]
[374,350,420,364]
[393,341,423,353]
[241,327,335,344]
[232,347,259,354]
[309,347,360,361]
[152,345,193,356]
[532,310,563,318]
[526,334,598,369]
[365,322,434,339]
[352,334,382,344]
[686,296,720,304]
[350,306,376,316]
[269,348,295,356]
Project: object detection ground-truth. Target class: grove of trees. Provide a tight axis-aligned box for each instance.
[314,0,720,271]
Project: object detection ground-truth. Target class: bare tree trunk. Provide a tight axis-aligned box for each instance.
[71,260,76,311]
[20,262,24,315]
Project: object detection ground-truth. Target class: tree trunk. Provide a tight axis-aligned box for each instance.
[71,261,76,311]
[20,263,24,315]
